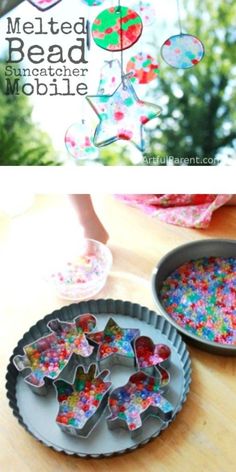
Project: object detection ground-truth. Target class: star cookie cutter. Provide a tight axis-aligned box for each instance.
[87,317,140,370]
[54,363,112,438]
[107,370,174,437]
[13,314,97,395]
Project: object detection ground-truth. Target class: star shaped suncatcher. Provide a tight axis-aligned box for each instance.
[87,318,140,367]
[86,75,162,152]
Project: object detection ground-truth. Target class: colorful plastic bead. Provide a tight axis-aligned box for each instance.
[161,257,236,345]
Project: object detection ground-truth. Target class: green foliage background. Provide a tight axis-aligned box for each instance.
[0,58,59,165]
[145,0,236,164]
[99,0,236,165]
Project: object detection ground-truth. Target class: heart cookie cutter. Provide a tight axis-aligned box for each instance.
[134,336,171,385]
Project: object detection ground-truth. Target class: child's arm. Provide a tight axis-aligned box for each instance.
[69,195,109,244]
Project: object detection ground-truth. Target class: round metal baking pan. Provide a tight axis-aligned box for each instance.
[6,299,191,458]
[152,239,236,356]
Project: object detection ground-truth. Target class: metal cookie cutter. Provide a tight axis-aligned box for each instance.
[134,336,171,385]
[87,317,140,370]
[107,370,174,438]
[54,363,112,438]
[13,314,97,395]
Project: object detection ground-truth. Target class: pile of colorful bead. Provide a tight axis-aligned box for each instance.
[88,318,140,360]
[50,254,107,299]
[161,256,236,345]
[135,340,170,368]
[51,255,105,285]
[24,321,93,387]
[55,368,110,431]
[108,372,173,431]
[100,329,136,359]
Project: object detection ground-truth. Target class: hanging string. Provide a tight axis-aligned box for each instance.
[137,0,146,68]
[176,0,183,35]
[83,5,94,120]
[117,0,125,88]
[86,20,91,51]
[84,6,91,118]
[97,0,122,96]
[111,0,116,63]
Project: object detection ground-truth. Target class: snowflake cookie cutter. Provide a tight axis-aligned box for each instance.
[54,363,112,438]
[13,314,97,395]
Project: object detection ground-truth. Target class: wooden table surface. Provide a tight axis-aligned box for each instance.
[1,195,236,472]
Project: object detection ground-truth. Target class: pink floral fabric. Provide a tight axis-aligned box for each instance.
[116,195,232,228]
